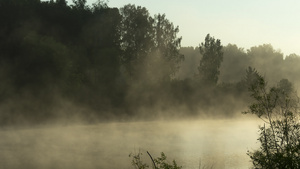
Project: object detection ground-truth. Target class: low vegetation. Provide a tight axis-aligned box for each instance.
[129,151,182,169]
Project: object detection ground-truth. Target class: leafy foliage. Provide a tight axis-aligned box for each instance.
[119,4,183,82]
[243,68,300,169]
[198,34,223,85]
[129,151,149,169]
[0,0,187,124]
[129,151,182,169]
[1,0,300,125]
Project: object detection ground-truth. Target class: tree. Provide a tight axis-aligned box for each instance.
[247,44,284,84]
[119,5,183,82]
[219,44,248,83]
[0,0,124,122]
[152,14,183,81]
[198,34,223,85]
[177,47,201,79]
[282,54,300,87]
[72,0,87,9]
[119,4,154,78]
[243,68,300,168]
[56,0,67,6]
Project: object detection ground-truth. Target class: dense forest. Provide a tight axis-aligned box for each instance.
[0,0,299,125]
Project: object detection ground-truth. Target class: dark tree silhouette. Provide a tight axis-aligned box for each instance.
[119,4,154,79]
[152,14,184,81]
[243,68,300,168]
[119,4,183,82]
[198,34,223,85]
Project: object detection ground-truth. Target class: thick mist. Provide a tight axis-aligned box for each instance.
[1,1,300,169]
[0,118,261,169]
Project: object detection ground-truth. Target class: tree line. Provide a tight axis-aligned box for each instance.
[0,0,186,124]
[180,44,300,86]
[0,0,299,125]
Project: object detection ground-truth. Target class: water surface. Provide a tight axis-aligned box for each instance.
[0,118,261,169]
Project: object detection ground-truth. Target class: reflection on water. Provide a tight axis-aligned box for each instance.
[0,118,261,169]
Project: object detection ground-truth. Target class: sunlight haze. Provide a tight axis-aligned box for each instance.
[87,0,300,56]
[3,1,300,168]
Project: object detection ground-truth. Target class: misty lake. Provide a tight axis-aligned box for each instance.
[0,117,261,169]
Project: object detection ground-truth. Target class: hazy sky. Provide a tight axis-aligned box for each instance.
[82,0,300,56]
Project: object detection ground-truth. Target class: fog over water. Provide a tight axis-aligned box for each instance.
[2,1,299,169]
[0,116,261,169]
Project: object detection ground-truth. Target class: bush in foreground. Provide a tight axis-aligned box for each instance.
[243,67,300,168]
[129,151,182,169]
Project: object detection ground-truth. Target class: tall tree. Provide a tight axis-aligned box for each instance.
[78,7,121,88]
[198,34,223,85]
[119,4,183,82]
[119,4,154,79]
[151,14,184,81]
